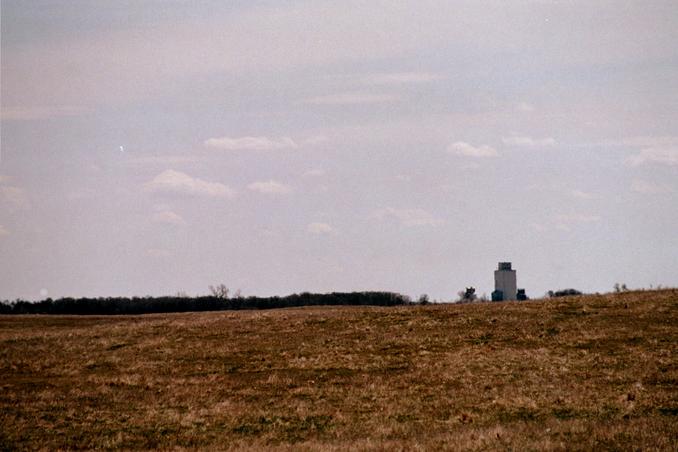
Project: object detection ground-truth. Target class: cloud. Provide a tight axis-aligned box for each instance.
[554,213,601,231]
[128,154,201,167]
[516,102,535,112]
[460,162,481,170]
[5,1,678,111]
[373,207,443,227]
[67,189,98,201]
[361,72,444,85]
[307,222,334,234]
[502,136,556,147]
[593,136,678,148]
[0,185,30,209]
[144,170,235,198]
[4,3,458,108]
[304,168,326,177]
[447,141,498,158]
[146,248,171,258]
[303,92,398,106]
[151,210,185,225]
[0,225,9,237]
[302,135,329,145]
[1,105,90,121]
[570,190,594,200]
[625,147,678,167]
[247,180,292,195]
[556,213,601,223]
[631,179,673,194]
[204,136,298,151]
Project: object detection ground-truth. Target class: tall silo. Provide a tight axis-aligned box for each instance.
[494,262,517,301]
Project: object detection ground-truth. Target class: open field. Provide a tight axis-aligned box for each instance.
[1,290,677,450]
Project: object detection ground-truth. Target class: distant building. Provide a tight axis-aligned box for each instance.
[494,262,517,301]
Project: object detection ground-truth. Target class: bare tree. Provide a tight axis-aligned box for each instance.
[457,287,477,303]
[209,284,230,299]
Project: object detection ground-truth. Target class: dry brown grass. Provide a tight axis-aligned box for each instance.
[1,289,677,450]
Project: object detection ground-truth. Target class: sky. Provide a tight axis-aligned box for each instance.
[1,0,677,301]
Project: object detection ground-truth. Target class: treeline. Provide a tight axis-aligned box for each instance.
[0,291,411,315]
[547,289,583,297]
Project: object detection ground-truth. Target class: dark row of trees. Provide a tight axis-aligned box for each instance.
[547,288,583,297]
[0,291,411,315]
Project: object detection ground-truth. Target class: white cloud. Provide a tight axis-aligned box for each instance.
[0,225,9,237]
[0,185,30,209]
[152,210,185,225]
[625,147,678,167]
[146,248,171,258]
[129,154,201,167]
[631,179,673,194]
[570,190,594,200]
[361,72,444,85]
[529,222,546,232]
[373,207,443,227]
[247,180,292,195]
[516,102,535,112]
[502,136,556,147]
[307,222,334,234]
[304,168,326,177]
[1,105,90,121]
[204,136,298,151]
[553,213,601,232]
[67,189,97,201]
[303,92,398,105]
[594,136,678,148]
[460,162,482,170]
[447,141,498,158]
[6,2,678,111]
[556,213,601,223]
[144,169,235,198]
[303,135,329,145]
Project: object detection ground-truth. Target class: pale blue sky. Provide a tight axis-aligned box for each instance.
[1,0,677,301]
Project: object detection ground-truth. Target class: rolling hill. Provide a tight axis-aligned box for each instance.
[1,289,677,450]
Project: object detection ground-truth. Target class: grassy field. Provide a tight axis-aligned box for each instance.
[1,289,677,450]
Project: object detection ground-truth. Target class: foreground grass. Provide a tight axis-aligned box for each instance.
[1,290,677,450]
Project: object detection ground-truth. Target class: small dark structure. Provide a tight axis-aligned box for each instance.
[491,290,503,302]
[517,288,528,301]
[498,262,513,271]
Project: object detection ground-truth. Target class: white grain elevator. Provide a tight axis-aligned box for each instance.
[493,262,517,301]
